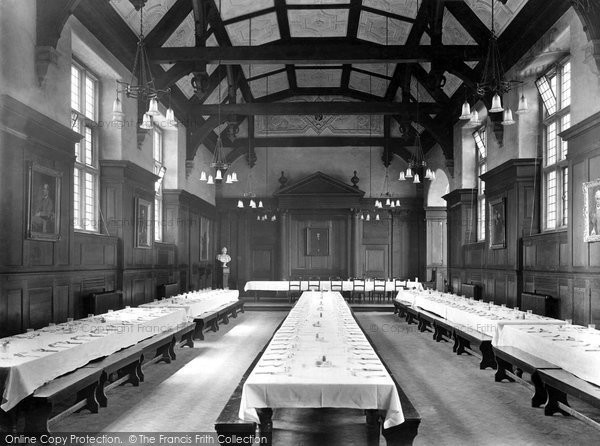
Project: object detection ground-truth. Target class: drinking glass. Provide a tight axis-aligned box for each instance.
[588,324,596,330]
[565,318,572,325]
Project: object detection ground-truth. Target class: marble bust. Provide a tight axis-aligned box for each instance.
[216,246,231,268]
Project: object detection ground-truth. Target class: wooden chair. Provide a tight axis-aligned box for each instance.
[308,276,321,291]
[372,278,388,302]
[393,278,407,298]
[329,277,344,298]
[352,278,367,303]
[288,277,302,303]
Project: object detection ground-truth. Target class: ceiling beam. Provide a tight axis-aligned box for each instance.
[147,44,483,64]
[231,136,410,148]
[444,0,491,46]
[145,0,193,47]
[191,102,442,116]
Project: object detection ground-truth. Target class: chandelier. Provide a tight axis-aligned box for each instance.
[111,2,175,128]
[459,0,528,126]
[375,167,401,209]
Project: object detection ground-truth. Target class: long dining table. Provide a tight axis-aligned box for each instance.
[0,306,188,412]
[238,291,405,430]
[139,289,240,318]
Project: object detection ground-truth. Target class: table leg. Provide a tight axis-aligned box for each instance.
[257,408,273,446]
[478,342,496,370]
[544,386,570,416]
[530,372,546,408]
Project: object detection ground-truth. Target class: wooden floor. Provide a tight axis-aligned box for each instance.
[54,311,600,445]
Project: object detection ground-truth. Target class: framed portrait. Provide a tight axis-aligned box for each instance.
[135,198,152,248]
[583,178,600,242]
[489,197,506,249]
[200,216,210,261]
[306,228,329,256]
[26,162,61,241]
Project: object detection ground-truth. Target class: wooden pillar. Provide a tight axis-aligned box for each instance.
[352,210,361,277]
[279,210,289,279]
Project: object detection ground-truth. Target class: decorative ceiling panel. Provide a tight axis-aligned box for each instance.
[288,9,349,37]
[362,0,418,19]
[250,71,290,97]
[204,78,229,104]
[242,64,286,78]
[410,77,435,103]
[442,72,462,98]
[287,0,349,4]
[420,62,431,73]
[357,11,411,45]
[217,0,274,21]
[465,0,528,36]
[162,11,194,47]
[353,64,395,78]
[442,9,476,45]
[176,73,195,99]
[296,69,342,88]
[226,14,280,45]
[348,71,389,97]
[110,0,177,34]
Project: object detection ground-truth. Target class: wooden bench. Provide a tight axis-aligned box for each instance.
[26,367,104,432]
[538,369,600,418]
[193,301,244,340]
[492,346,560,407]
[452,325,496,370]
[416,309,453,343]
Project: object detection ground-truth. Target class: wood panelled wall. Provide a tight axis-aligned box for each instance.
[217,200,425,292]
[0,95,215,337]
[521,112,600,325]
[445,160,539,308]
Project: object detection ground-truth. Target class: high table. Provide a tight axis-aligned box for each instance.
[245,280,423,301]
[239,291,405,431]
[140,289,239,318]
[0,306,187,412]
[496,323,600,387]
[396,289,564,343]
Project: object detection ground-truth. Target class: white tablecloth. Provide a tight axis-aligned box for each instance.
[239,291,404,429]
[245,280,423,293]
[140,289,239,318]
[0,307,187,412]
[396,290,564,343]
[496,324,600,386]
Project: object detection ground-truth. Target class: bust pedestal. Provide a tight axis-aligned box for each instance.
[221,266,230,290]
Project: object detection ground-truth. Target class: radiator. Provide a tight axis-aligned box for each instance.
[89,290,123,315]
[521,292,556,318]
[461,283,481,300]
[158,282,179,299]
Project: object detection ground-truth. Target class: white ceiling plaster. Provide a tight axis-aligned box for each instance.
[204,78,230,104]
[110,0,177,34]
[410,77,435,103]
[353,64,395,78]
[162,11,194,47]
[442,72,462,97]
[465,0,528,36]
[242,64,286,78]
[288,9,349,37]
[362,0,418,19]
[442,9,476,45]
[176,73,195,99]
[226,13,280,45]
[216,0,274,21]
[287,0,349,4]
[348,71,389,97]
[296,69,342,88]
[250,71,290,97]
[357,11,411,45]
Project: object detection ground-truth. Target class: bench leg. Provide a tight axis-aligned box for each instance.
[478,342,496,370]
[136,357,145,383]
[531,372,546,408]
[211,318,220,332]
[231,307,238,318]
[97,372,109,407]
[257,408,273,446]
[452,333,459,352]
[180,330,195,348]
[168,337,177,361]
[494,357,515,382]
[240,303,245,313]
[455,336,469,355]
[75,384,100,414]
[544,385,570,416]
[194,320,205,340]
[24,399,52,433]
[221,312,230,325]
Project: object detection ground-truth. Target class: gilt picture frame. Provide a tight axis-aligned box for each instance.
[583,178,600,243]
[306,228,329,256]
[135,198,152,248]
[26,162,61,241]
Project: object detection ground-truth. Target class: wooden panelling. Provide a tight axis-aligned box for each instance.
[132,279,146,307]
[2,289,23,336]
[364,246,387,277]
[251,248,274,280]
[573,287,589,326]
[53,285,70,322]
[28,287,53,329]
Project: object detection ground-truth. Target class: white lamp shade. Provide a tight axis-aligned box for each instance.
[147,98,160,116]
[225,174,233,183]
[405,168,413,178]
[459,100,471,120]
[468,110,481,128]
[258,200,263,208]
[489,94,503,113]
[207,175,214,184]
[390,201,396,208]
[200,171,207,181]
[237,200,244,208]
[250,199,256,208]
[112,97,124,121]
[231,172,238,182]
[375,214,380,221]
[165,107,176,124]
[366,214,371,221]
[398,172,406,181]
[385,198,391,206]
[395,199,401,206]
[271,215,277,221]
[257,215,261,221]
[215,169,223,180]
[140,113,153,129]
[360,214,364,220]
[516,94,528,115]
[501,109,515,126]
[413,174,421,184]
